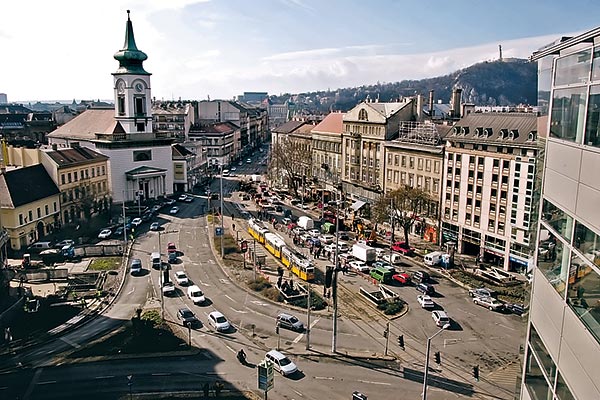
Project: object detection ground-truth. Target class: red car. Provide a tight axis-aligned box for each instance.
[167,242,177,254]
[391,241,414,255]
[392,273,411,285]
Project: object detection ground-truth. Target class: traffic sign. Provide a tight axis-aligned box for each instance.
[241,240,248,253]
[257,360,274,391]
[215,227,223,236]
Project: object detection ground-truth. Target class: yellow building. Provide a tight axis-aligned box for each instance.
[40,145,110,225]
[0,164,60,250]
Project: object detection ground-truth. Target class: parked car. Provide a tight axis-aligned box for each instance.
[319,234,335,244]
[506,303,526,315]
[431,310,451,327]
[265,350,298,377]
[349,260,370,273]
[167,242,177,254]
[417,295,435,309]
[187,285,206,304]
[174,271,189,285]
[392,273,411,285]
[170,206,179,215]
[164,198,176,206]
[208,311,231,332]
[308,229,320,238]
[337,242,350,252]
[54,239,74,249]
[469,287,498,298]
[162,281,176,296]
[131,217,143,227]
[413,270,430,283]
[178,194,188,201]
[391,241,415,255]
[177,307,198,327]
[98,229,112,239]
[184,195,194,203]
[130,258,142,275]
[416,283,435,295]
[150,222,160,231]
[276,313,304,332]
[473,296,504,311]
[168,252,178,264]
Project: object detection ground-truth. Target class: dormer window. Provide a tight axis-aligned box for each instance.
[528,131,537,141]
[499,129,508,139]
[509,129,519,140]
[358,109,368,121]
[461,127,469,135]
[484,128,492,138]
[453,126,461,135]
[475,127,484,137]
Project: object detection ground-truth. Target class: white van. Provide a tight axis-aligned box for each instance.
[424,251,444,266]
[222,169,230,176]
[151,251,161,269]
[382,253,403,265]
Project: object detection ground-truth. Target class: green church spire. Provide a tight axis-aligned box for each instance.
[113,10,150,75]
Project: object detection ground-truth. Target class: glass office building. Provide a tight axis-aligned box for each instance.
[523,27,600,400]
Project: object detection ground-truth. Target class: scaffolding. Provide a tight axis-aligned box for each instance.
[396,121,441,145]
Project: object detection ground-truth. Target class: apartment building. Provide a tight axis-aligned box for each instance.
[341,98,416,203]
[152,101,194,142]
[521,27,600,400]
[311,112,344,189]
[188,122,237,170]
[441,112,539,271]
[384,121,447,242]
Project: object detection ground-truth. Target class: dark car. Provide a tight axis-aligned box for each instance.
[416,283,435,295]
[469,287,498,298]
[506,303,526,315]
[177,307,198,327]
[413,270,430,283]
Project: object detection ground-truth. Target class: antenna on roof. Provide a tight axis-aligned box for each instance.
[499,44,503,61]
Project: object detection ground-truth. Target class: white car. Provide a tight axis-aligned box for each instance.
[178,194,188,201]
[349,260,370,273]
[292,226,305,235]
[417,295,435,309]
[308,229,320,238]
[98,229,112,239]
[187,285,205,304]
[162,281,176,296]
[174,271,189,285]
[208,311,231,332]
[131,217,142,227]
[265,349,298,376]
[319,234,335,244]
[337,242,350,252]
[170,206,179,215]
[231,167,237,171]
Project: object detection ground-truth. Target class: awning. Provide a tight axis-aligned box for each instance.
[351,200,366,211]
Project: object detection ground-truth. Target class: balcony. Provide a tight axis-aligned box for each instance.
[476,193,482,200]
[467,191,473,197]
[477,179,483,186]
[468,177,474,184]
[448,160,454,167]
[469,163,475,170]
[492,166,499,174]
[454,187,460,194]
[477,165,484,172]
[491,181,498,189]
[501,183,508,191]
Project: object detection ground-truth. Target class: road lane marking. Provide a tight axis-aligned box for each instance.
[358,380,391,386]
[208,259,215,264]
[495,322,516,331]
[310,318,320,328]
[292,333,305,343]
[224,295,234,302]
[250,300,268,306]
[59,336,81,349]
[292,389,304,397]
[314,376,334,380]
[95,376,115,379]
[230,307,247,314]
[224,344,236,353]
[151,373,171,376]
[128,286,135,295]
[37,381,57,385]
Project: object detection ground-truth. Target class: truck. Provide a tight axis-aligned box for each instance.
[297,216,314,230]
[352,243,376,263]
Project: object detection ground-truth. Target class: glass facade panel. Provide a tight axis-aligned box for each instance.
[529,325,556,379]
[524,350,553,400]
[554,48,591,86]
[584,84,600,147]
[541,199,573,241]
[555,372,576,400]
[537,230,569,296]
[567,253,600,343]
[592,47,600,82]
[574,220,600,267]
[550,87,587,142]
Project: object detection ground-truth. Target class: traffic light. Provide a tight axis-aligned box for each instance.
[434,351,441,364]
[325,266,334,288]
[472,365,479,381]
[398,334,404,348]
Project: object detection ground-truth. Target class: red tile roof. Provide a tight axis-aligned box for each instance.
[312,112,344,135]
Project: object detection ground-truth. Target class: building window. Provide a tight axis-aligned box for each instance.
[417,158,423,170]
[358,109,368,121]
[45,205,49,215]
[394,155,399,166]
[67,173,71,183]
[409,157,414,168]
[19,214,23,225]
[137,122,145,132]
[537,231,569,296]
[434,161,440,173]
[567,253,600,343]
[61,174,65,185]
[133,150,152,162]
[584,84,600,147]
[550,87,587,142]
[135,96,146,116]
[541,199,573,240]
[555,48,591,86]
[28,210,33,221]
[117,95,125,115]
[37,207,41,218]
[524,338,553,399]
[574,220,600,265]
[54,202,57,212]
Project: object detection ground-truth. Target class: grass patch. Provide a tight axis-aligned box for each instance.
[213,234,239,256]
[88,257,122,271]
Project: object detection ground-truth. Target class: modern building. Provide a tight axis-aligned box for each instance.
[341,98,416,203]
[47,11,174,204]
[0,164,60,250]
[384,121,447,242]
[521,27,600,400]
[440,112,539,271]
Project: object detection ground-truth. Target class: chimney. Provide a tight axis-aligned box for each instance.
[416,94,424,121]
[429,90,435,117]
[451,88,463,118]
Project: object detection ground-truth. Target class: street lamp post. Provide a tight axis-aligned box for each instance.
[306,281,311,350]
[331,183,341,353]
[422,323,450,400]
[220,163,224,258]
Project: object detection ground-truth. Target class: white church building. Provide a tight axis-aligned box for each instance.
[48,11,174,204]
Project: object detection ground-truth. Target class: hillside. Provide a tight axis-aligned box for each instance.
[272,58,537,112]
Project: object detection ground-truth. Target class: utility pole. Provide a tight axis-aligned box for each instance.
[306,282,311,350]
[331,182,341,353]
[220,163,224,258]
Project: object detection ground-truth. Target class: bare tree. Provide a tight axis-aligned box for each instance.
[372,186,434,248]
[269,137,311,196]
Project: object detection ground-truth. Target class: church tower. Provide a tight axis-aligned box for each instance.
[112,10,153,135]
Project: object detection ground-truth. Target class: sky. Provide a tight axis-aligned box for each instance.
[2,0,600,103]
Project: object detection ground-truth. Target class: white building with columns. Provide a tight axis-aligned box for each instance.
[48,11,174,204]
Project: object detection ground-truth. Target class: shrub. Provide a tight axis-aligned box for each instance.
[248,277,272,292]
[384,301,403,315]
[264,287,283,302]
[140,309,162,328]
